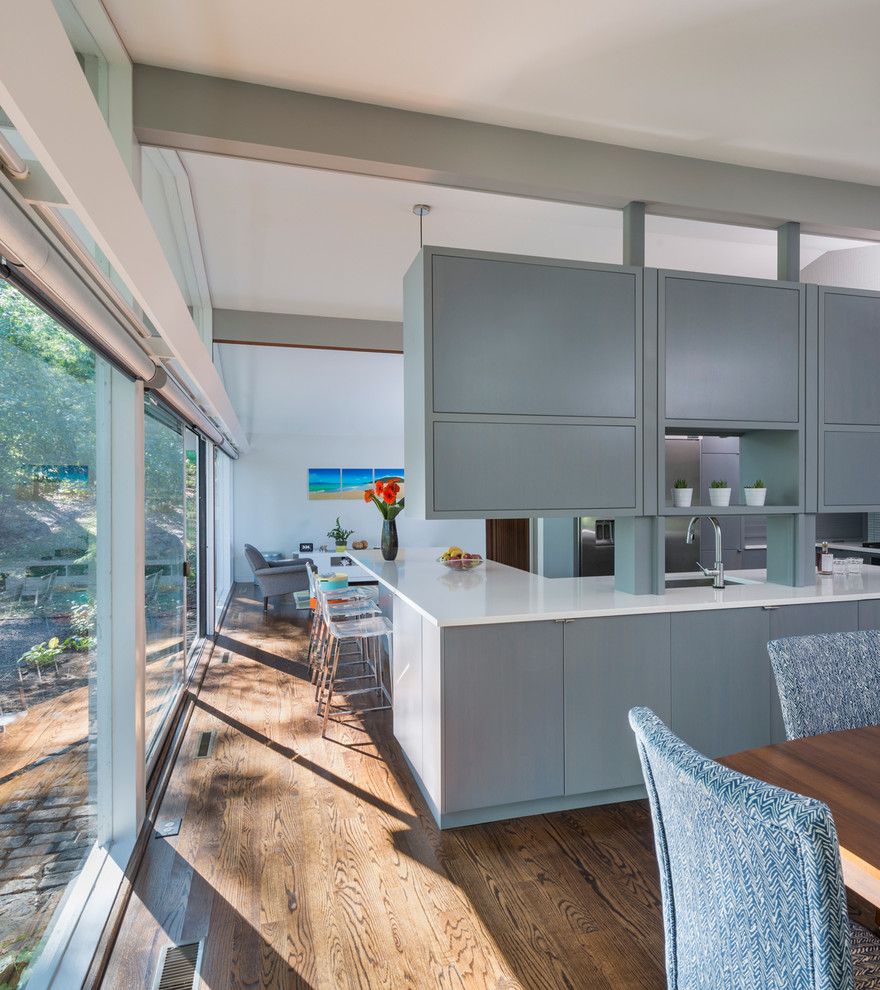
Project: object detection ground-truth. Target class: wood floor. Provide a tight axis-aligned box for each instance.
[98,585,666,989]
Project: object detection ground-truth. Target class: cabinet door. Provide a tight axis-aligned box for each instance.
[662,273,802,423]
[823,431,880,508]
[431,254,639,418]
[564,614,671,795]
[859,599,880,631]
[767,602,860,742]
[671,608,771,757]
[392,597,423,774]
[822,289,880,426]
[433,421,637,513]
[442,622,564,813]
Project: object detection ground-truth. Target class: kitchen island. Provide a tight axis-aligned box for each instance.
[350,548,880,828]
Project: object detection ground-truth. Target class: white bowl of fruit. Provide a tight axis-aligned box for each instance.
[437,546,483,570]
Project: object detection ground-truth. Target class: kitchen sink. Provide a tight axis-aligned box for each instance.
[664,574,759,590]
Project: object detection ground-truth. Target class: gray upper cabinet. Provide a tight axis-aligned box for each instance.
[822,288,880,426]
[432,254,639,418]
[404,247,643,518]
[818,286,880,511]
[661,272,804,424]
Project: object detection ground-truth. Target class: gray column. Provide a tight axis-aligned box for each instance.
[615,517,665,595]
[777,221,800,282]
[767,514,816,587]
[623,201,646,267]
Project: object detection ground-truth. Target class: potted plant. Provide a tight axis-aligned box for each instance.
[364,478,405,560]
[327,517,354,552]
[744,479,767,506]
[709,479,732,507]
[671,478,693,508]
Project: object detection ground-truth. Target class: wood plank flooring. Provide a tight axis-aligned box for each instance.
[98,585,666,989]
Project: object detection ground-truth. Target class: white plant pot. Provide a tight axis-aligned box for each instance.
[709,487,732,507]
[744,487,767,507]
[671,488,693,507]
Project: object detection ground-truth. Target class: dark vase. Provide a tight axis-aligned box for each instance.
[381,518,399,561]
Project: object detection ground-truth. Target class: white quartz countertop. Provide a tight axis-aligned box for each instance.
[823,542,880,557]
[349,547,880,627]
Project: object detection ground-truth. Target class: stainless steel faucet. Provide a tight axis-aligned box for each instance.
[686,515,725,588]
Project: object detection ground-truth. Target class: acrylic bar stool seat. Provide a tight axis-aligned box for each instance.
[318,614,392,738]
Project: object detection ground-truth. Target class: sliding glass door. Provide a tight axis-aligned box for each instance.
[143,403,185,761]
[184,429,200,661]
[0,280,102,988]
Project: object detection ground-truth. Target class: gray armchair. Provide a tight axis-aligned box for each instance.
[244,544,314,610]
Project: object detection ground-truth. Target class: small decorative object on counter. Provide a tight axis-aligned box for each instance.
[438,545,483,570]
[819,542,834,575]
[352,539,369,550]
[364,477,404,560]
[743,479,767,506]
[327,517,354,552]
[671,478,693,507]
[709,479,732,507]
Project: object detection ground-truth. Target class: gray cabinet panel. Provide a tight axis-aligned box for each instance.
[860,600,880,631]
[432,255,638,418]
[564,614,671,794]
[824,431,880,507]
[663,275,801,423]
[433,421,636,512]
[671,608,771,758]
[823,292,880,426]
[767,602,860,742]
[442,622,564,813]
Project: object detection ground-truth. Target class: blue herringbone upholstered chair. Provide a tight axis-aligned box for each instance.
[768,630,880,740]
[629,706,880,990]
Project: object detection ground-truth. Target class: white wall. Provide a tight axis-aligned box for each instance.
[232,432,485,580]
[220,344,485,581]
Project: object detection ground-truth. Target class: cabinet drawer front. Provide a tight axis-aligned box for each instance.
[433,421,637,513]
[663,275,801,423]
[823,291,880,426]
[432,255,638,418]
[824,431,880,507]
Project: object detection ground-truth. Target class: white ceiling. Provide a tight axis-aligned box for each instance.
[106,0,880,185]
[179,150,872,321]
[217,343,403,436]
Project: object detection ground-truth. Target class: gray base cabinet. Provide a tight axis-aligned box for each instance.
[670,608,772,758]
[563,614,671,794]
[390,597,879,829]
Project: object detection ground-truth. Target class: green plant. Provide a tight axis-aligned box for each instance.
[327,517,354,544]
[749,479,766,489]
[18,636,63,668]
[673,478,689,489]
[61,634,95,652]
[69,598,96,636]
[710,479,729,489]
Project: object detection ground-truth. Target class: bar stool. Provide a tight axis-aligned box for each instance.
[317,613,393,738]
[308,577,378,688]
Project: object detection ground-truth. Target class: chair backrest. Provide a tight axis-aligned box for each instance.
[768,630,880,740]
[243,543,268,574]
[629,707,853,990]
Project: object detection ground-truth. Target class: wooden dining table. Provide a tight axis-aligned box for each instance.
[722,726,880,908]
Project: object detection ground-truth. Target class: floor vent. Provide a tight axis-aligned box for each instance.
[195,730,216,759]
[154,818,182,838]
[153,941,202,990]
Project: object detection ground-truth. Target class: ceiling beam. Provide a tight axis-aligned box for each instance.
[133,64,880,240]
[214,309,402,353]
[0,3,246,450]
